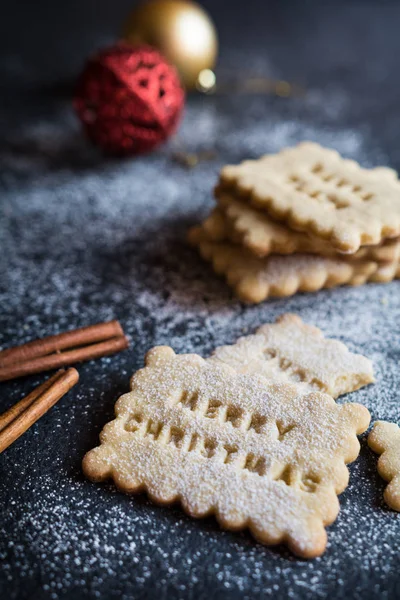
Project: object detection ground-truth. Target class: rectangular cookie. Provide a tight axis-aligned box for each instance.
[218,142,400,254]
[83,346,370,557]
[368,421,400,511]
[189,227,398,303]
[208,313,374,399]
[216,193,400,262]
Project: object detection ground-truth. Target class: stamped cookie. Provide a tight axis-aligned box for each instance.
[368,421,400,511]
[219,142,400,253]
[83,346,370,557]
[216,193,400,262]
[192,233,396,303]
[209,314,374,399]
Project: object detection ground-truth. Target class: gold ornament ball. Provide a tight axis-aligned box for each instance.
[122,0,218,90]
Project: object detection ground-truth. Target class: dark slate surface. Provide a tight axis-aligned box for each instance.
[0,1,399,598]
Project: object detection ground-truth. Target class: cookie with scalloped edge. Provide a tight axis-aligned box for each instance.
[218,142,400,254]
[83,346,370,558]
[192,232,393,303]
[209,313,374,399]
[216,193,400,262]
[368,421,400,511]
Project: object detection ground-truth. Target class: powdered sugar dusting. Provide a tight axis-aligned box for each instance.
[1,78,400,597]
[209,313,374,398]
[82,346,370,558]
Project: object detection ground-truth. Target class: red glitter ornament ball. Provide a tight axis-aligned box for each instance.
[74,43,185,155]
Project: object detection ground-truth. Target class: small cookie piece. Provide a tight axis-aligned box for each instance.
[217,193,400,262]
[83,346,370,557]
[209,314,374,399]
[368,421,400,511]
[219,142,400,254]
[192,235,386,303]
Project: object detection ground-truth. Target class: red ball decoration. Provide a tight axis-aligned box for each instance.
[74,43,185,155]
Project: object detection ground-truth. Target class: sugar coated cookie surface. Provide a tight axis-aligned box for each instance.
[219,142,400,253]
[83,346,370,558]
[209,313,374,398]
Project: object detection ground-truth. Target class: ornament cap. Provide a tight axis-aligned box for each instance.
[122,0,218,90]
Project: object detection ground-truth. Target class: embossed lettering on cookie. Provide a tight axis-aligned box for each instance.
[83,345,370,558]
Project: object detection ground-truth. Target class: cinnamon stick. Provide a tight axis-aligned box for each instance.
[0,369,65,432]
[0,320,124,367]
[0,368,79,453]
[0,336,128,382]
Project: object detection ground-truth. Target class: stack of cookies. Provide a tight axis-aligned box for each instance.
[189,142,400,302]
[84,314,376,558]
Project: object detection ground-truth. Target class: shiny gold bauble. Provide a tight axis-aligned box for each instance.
[122,0,218,90]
